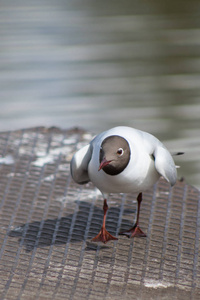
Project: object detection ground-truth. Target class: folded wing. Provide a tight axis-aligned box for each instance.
[70,144,92,184]
[154,145,177,186]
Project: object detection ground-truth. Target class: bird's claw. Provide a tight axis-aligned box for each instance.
[92,227,118,244]
[120,225,146,238]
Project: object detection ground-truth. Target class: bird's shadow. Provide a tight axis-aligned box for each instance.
[8,201,134,252]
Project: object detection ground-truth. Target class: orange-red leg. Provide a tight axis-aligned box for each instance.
[92,199,118,244]
[120,193,146,238]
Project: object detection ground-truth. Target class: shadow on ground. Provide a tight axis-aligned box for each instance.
[8,201,134,252]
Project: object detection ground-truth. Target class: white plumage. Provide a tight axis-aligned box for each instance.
[70,126,177,243]
[71,126,176,192]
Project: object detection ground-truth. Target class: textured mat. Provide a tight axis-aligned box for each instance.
[0,127,199,300]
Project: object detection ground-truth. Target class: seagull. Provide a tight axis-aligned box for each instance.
[70,126,178,244]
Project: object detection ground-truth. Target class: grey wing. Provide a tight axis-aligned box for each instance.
[70,143,92,184]
[154,145,177,186]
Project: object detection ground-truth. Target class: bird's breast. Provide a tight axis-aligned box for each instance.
[88,148,160,194]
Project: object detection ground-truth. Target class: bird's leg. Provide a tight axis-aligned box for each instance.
[92,199,118,244]
[120,192,146,238]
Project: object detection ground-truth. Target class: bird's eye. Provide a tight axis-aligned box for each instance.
[117,148,124,156]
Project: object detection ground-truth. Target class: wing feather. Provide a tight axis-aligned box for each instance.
[154,145,177,186]
[70,144,92,184]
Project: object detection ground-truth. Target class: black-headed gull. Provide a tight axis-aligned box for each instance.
[70,126,177,244]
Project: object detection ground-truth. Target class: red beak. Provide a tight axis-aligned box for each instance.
[98,158,112,171]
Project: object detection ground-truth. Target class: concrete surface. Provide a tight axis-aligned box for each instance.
[0,127,199,300]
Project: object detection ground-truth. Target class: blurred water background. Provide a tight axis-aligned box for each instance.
[0,0,200,189]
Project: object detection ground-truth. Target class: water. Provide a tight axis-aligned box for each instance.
[0,0,200,189]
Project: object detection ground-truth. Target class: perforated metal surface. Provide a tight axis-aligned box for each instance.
[0,127,199,300]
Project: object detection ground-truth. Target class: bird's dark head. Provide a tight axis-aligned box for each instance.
[99,135,131,175]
